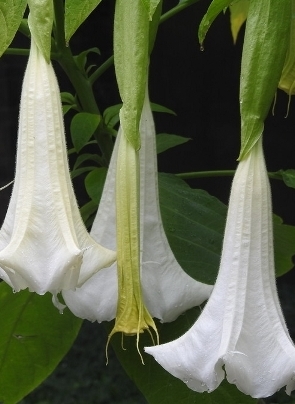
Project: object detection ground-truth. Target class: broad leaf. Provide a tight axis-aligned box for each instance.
[65,0,103,42]
[156,133,190,154]
[159,173,225,284]
[61,91,76,105]
[73,153,101,170]
[71,165,98,180]
[103,104,122,129]
[80,200,98,227]
[151,102,176,115]
[273,215,295,276]
[103,102,175,131]
[74,47,100,74]
[0,283,82,404]
[0,0,27,57]
[198,0,232,45]
[85,167,108,203]
[158,173,295,283]
[70,112,100,152]
[280,169,295,189]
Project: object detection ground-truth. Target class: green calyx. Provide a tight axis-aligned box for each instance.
[28,0,53,63]
[238,0,292,160]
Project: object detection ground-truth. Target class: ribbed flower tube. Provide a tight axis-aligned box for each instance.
[145,138,295,398]
[0,39,116,296]
[63,89,212,325]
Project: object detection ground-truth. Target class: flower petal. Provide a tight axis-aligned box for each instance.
[145,138,295,398]
[0,39,116,295]
[63,89,212,322]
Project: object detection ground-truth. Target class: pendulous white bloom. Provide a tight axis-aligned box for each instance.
[62,89,213,324]
[145,137,295,398]
[0,39,116,296]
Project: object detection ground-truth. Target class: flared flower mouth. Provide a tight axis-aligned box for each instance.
[63,89,212,349]
[145,137,295,398]
[0,38,116,296]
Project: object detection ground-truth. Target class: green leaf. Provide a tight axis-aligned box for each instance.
[80,199,99,227]
[229,0,249,43]
[61,91,76,105]
[63,105,73,115]
[84,167,108,203]
[103,102,175,132]
[103,104,122,129]
[70,112,100,152]
[158,173,295,283]
[156,133,190,154]
[0,283,82,404]
[0,0,27,57]
[73,153,101,170]
[198,0,232,45]
[159,173,225,284]
[67,141,97,157]
[74,47,100,74]
[27,0,53,62]
[238,0,291,159]
[151,102,176,115]
[65,0,103,43]
[280,169,295,189]
[108,307,257,404]
[71,165,98,180]
[273,215,295,277]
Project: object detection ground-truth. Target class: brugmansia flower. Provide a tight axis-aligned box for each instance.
[63,90,212,326]
[0,39,116,297]
[145,138,295,398]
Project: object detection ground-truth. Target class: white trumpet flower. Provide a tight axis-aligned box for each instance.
[145,138,295,398]
[0,39,116,296]
[63,90,212,324]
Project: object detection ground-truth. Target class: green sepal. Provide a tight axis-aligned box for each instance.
[198,0,232,45]
[148,0,162,53]
[141,0,162,20]
[0,0,27,58]
[278,0,295,96]
[28,0,54,62]
[114,0,150,150]
[238,0,291,160]
[229,0,249,44]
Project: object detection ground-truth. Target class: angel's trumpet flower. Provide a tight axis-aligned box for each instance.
[0,39,116,297]
[63,90,212,338]
[145,138,295,398]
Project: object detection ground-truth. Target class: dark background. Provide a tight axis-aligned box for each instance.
[0,0,294,402]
